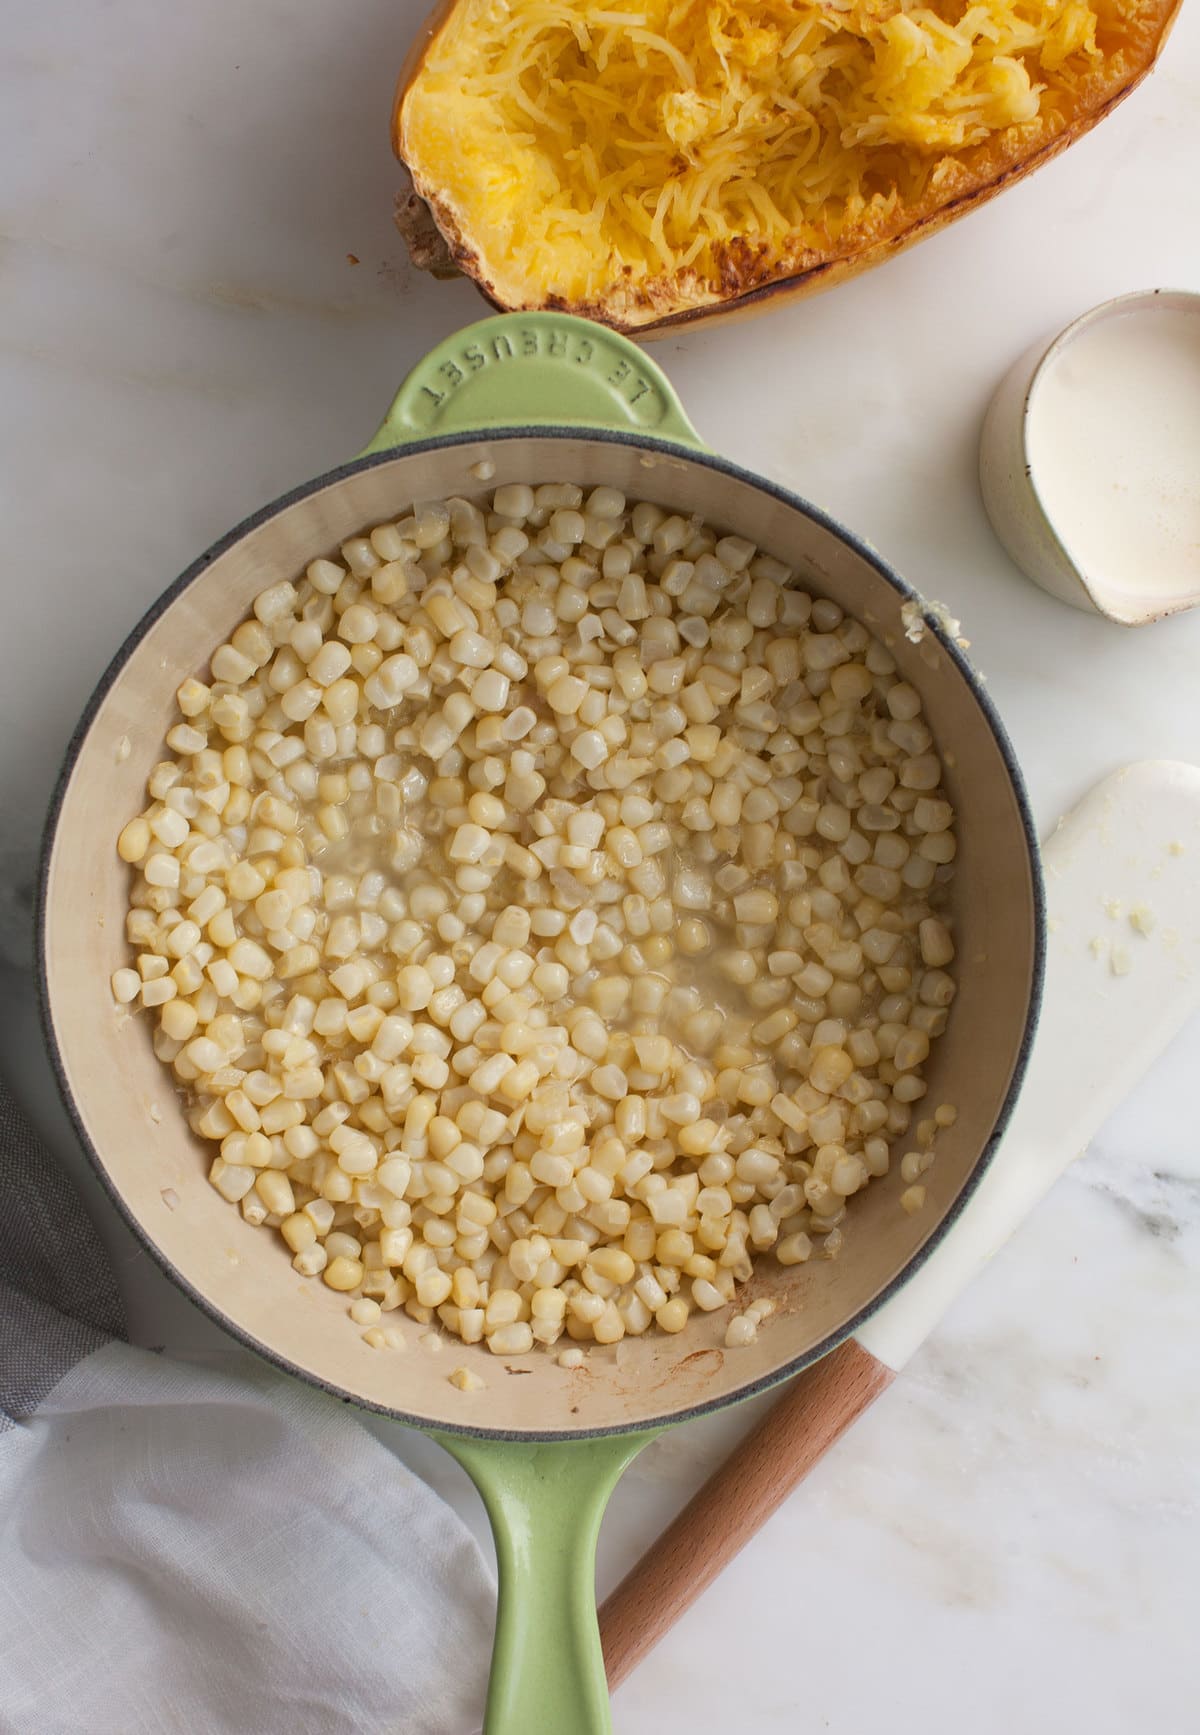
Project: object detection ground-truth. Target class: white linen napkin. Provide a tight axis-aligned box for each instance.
[0,1079,495,1735]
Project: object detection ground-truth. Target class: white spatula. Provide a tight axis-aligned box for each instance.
[600,760,1200,1684]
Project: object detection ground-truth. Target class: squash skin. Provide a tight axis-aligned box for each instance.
[391,0,1183,337]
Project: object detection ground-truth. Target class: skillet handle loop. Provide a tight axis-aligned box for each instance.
[359,312,705,454]
[436,1428,658,1735]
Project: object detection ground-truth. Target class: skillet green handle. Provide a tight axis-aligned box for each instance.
[362,312,704,452]
[437,1428,659,1735]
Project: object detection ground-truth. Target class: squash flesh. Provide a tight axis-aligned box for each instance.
[398,0,1176,329]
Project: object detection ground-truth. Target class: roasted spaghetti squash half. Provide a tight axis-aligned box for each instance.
[393,0,1181,332]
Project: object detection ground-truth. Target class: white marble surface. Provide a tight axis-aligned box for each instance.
[2,4,1199,1731]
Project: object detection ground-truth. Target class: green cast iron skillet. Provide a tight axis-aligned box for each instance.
[39,312,1043,1734]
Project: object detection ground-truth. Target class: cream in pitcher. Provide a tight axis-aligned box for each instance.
[1028,300,1200,614]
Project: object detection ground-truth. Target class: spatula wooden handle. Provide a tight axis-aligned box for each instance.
[599,1338,892,1689]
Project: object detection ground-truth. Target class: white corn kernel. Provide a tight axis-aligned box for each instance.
[111,968,140,1004]
[449,1366,485,1392]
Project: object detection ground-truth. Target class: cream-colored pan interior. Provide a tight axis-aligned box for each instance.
[42,435,1040,1437]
